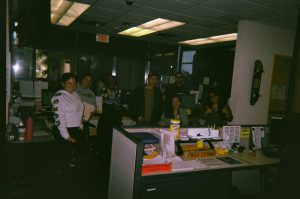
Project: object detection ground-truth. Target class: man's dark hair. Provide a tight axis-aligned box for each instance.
[148,71,160,78]
[61,72,76,84]
[80,72,93,80]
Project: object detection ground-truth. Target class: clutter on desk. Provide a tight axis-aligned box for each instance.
[142,143,171,174]
[169,119,180,140]
[251,126,265,149]
[132,132,160,144]
[187,127,220,139]
[221,126,241,144]
[142,155,172,174]
[179,142,216,160]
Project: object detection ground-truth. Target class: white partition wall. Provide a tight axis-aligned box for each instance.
[108,128,143,199]
[230,20,294,125]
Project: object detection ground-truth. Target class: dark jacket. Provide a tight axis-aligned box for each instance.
[129,85,163,125]
[165,83,189,103]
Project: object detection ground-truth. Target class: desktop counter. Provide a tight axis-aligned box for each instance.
[108,127,280,199]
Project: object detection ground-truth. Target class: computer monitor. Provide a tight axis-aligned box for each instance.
[178,94,195,109]
[41,89,56,111]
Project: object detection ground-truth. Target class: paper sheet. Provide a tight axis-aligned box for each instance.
[168,156,207,171]
[222,126,241,143]
[83,102,96,121]
[143,155,168,165]
[251,127,265,149]
[197,158,227,167]
[19,80,34,98]
[96,96,103,111]
[159,130,176,158]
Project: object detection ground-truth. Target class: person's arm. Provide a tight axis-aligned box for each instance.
[128,88,141,121]
[52,94,75,142]
[180,109,189,126]
[222,105,233,122]
[158,112,169,126]
[205,106,213,117]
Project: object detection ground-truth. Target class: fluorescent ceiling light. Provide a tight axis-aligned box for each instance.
[51,0,90,26]
[118,18,185,37]
[179,33,238,46]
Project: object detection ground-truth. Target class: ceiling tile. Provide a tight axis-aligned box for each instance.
[144,0,193,12]
[133,6,171,18]
[87,7,123,18]
[175,0,210,5]
[242,0,280,5]
[265,2,299,16]
[235,6,282,20]
[93,0,132,11]
[117,13,153,24]
[181,6,227,18]
[166,13,203,24]
[260,15,298,30]
[192,19,229,29]
[201,0,255,12]
[213,14,242,26]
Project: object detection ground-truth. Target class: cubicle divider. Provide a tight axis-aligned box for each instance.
[108,127,144,199]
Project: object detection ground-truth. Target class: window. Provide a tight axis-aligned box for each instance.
[181,50,196,74]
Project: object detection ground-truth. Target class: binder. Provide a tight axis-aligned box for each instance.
[132,132,159,144]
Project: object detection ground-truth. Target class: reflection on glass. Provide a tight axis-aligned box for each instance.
[12,47,33,81]
[36,50,48,79]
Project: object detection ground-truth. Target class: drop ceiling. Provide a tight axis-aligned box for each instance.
[16,0,300,45]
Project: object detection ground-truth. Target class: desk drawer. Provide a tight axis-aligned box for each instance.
[142,171,230,199]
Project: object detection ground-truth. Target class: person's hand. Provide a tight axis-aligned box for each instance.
[212,103,218,112]
[205,106,213,116]
[67,136,77,143]
[221,106,233,121]
[138,116,145,122]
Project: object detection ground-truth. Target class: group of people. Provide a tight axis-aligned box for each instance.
[128,71,233,128]
[50,71,233,170]
[51,72,122,170]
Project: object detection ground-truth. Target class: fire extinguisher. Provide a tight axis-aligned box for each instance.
[25,116,33,141]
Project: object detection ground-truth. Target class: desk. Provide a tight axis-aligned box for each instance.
[230,151,280,195]
[231,150,280,167]
[108,127,280,199]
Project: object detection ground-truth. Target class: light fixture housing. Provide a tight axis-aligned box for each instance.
[51,0,90,26]
[118,18,185,37]
[179,33,238,46]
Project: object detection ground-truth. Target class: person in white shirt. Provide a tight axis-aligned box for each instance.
[52,72,87,168]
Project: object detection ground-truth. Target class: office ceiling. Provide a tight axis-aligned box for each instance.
[14,0,300,46]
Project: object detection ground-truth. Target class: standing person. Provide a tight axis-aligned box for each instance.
[204,90,233,127]
[97,75,122,161]
[164,72,189,104]
[129,72,163,126]
[51,72,87,169]
[159,95,189,127]
[76,73,96,107]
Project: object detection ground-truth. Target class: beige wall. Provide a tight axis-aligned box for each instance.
[230,20,294,125]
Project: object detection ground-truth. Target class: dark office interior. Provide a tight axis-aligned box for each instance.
[1,0,300,199]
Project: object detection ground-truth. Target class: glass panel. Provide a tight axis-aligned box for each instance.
[12,47,33,81]
[182,50,196,63]
[181,63,193,74]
